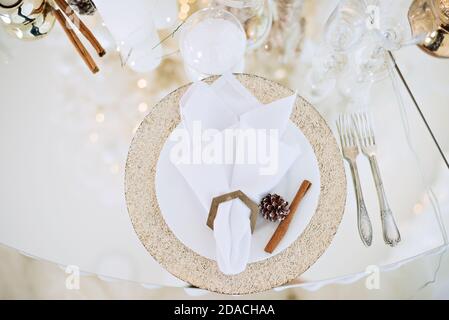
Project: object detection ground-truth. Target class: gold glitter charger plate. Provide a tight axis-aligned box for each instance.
[125,74,346,295]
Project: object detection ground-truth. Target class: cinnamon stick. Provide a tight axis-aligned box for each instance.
[54,0,105,57]
[53,9,99,74]
[264,180,312,254]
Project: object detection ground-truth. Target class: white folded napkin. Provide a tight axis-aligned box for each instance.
[172,74,300,275]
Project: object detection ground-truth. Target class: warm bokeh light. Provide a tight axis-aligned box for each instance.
[413,203,424,215]
[178,0,197,20]
[138,102,149,113]
[137,79,148,89]
[95,112,105,123]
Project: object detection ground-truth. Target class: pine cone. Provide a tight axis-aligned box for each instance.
[68,0,96,15]
[259,194,290,222]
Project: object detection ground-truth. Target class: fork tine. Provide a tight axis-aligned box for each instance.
[360,113,369,147]
[367,113,376,145]
[344,115,349,146]
[337,114,347,147]
[341,114,347,146]
[362,112,372,146]
[355,112,369,147]
[350,118,358,147]
[336,115,343,146]
[348,114,356,147]
[343,114,350,146]
[352,113,361,145]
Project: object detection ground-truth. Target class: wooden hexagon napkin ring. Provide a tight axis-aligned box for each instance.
[207,190,259,233]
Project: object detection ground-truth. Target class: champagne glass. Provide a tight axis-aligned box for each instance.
[179,7,247,81]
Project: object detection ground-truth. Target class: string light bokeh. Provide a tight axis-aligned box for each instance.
[178,0,197,20]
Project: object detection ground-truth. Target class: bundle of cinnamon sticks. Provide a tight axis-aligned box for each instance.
[52,0,105,73]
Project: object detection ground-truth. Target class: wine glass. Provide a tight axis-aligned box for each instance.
[214,0,273,50]
[337,61,374,106]
[372,11,410,50]
[94,0,163,73]
[150,0,179,29]
[261,0,305,63]
[304,47,349,103]
[369,0,427,50]
[179,7,247,81]
[118,24,162,73]
[304,0,366,103]
[324,0,367,53]
[352,34,390,83]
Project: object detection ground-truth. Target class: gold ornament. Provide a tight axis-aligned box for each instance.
[408,0,449,58]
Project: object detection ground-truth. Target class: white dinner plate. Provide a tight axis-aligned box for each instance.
[155,120,321,262]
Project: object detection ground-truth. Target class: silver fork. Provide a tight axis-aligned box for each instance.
[352,112,401,247]
[337,114,373,247]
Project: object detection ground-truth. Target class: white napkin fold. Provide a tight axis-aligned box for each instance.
[173,74,300,275]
